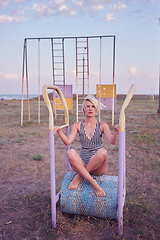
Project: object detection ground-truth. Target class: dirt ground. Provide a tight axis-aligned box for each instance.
[0,95,160,240]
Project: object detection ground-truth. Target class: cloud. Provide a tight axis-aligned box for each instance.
[90,71,100,77]
[105,12,115,21]
[72,0,82,7]
[123,67,157,80]
[71,69,76,75]
[59,4,68,12]
[30,0,126,19]
[92,4,104,12]
[142,70,157,79]
[15,0,24,3]
[129,66,137,76]
[31,1,75,17]
[0,14,25,23]
[140,14,149,20]
[4,74,18,80]
[0,0,8,7]
[31,3,54,16]
[109,2,127,11]
[105,1,127,22]
[55,0,65,4]
[69,9,76,15]
[0,0,130,24]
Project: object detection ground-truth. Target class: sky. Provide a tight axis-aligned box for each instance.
[0,0,159,95]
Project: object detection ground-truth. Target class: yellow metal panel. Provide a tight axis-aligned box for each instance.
[56,98,73,113]
[96,85,116,98]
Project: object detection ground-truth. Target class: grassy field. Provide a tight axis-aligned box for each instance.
[0,95,160,240]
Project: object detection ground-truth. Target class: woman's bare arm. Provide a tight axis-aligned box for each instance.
[100,121,119,145]
[54,121,81,146]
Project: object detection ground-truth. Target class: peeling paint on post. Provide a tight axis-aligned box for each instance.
[49,129,56,228]
[118,84,137,236]
[43,84,69,229]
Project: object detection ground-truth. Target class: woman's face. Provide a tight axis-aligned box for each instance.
[84,100,97,116]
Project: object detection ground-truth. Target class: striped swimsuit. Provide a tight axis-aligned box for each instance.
[79,120,102,164]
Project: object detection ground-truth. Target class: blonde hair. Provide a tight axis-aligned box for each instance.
[82,95,101,113]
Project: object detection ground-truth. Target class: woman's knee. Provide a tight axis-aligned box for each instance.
[67,148,76,158]
[98,148,108,159]
[67,149,82,167]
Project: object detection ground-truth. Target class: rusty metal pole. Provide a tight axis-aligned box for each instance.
[38,39,40,124]
[158,18,160,115]
[25,40,30,122]
[112,36,116,126]
[158,55,160,114]
[21,39,26,126]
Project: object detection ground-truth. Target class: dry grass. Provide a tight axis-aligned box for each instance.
[0,95,160,240]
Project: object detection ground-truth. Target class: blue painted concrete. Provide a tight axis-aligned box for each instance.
[60,172,118,219]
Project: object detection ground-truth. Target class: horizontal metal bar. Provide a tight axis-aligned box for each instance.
[77,57,88,60]
[77,66,88,68]
[25,35,115,41]
[55,191,61,203]
[77,71,89,73]
[77,71,88,74]
[54,74,64,76]
[77,40,87,42]
[53,56,63,58]
[77,53,88,55]
[78,84,88,87]
[52,42,63,44]
[77,46,87,48]
[54,80,64,82]
[54,68,64,70]
[54,113,65,116]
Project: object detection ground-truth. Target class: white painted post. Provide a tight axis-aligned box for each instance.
[43,85,69,228]
[118,84,136,236]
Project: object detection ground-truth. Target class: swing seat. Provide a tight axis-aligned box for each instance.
[60,172,118,219]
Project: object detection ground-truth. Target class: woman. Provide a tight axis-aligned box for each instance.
[54,95,119,197]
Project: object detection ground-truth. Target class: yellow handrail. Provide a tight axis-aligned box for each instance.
[119,84,137,132]
[42,85,69,131]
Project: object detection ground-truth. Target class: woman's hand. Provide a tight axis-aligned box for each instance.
[54,126,61,135]
[114,125,119,132]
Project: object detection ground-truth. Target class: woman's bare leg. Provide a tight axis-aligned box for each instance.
[68,173,82,190]
[67,149,85,190]
[67,148,108,197]
[86,148,108,176]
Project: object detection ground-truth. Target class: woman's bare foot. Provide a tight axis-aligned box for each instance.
[93,186,106,197]
[68,173,82,190]
[68,174,105,197]
[92,179,106,197]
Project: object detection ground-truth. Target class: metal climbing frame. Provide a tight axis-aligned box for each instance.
[51,38,65,119]
[51,38,65,86]
[21,35,116,126]
[76,37,89,121]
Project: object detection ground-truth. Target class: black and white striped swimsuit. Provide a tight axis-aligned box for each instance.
[79,120,102,164]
